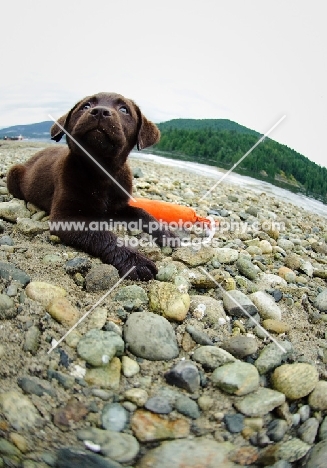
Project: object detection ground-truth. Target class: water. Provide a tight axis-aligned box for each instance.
[131,152,327,219]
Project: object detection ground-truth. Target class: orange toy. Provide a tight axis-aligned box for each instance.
[129,197,217,228]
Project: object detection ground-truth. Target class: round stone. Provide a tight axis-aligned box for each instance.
[304,439,327,468]
[271,363,319,400]
[47,297,80,327]
[314,289,327,312]
[0,293,16,319]
[192,345,236,370]
[101,403,129,432]
[124,312,179,360]
[214,248,239,264]
[25,281,66,308]
[85,264,120,292]
[308,380,327,410]
[121,356,140,377]
[77,329,124,367]
[212,361,259,396]
[148,281,190,322]
[221,335,258,359]
[137,437,236,467]
[250,291,282,320]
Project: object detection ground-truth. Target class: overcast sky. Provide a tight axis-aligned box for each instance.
[1,0,326,167]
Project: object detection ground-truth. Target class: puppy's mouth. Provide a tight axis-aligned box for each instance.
[82,128,116,151]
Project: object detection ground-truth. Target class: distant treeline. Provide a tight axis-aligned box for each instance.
[155,119,327,202]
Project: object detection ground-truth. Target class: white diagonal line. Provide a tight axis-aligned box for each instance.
[199,115,286,201]
[199,267,286,353]
[48,114,136,202]
[47,266,136,354]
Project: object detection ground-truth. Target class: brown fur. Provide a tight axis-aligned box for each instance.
[7,92,175,280]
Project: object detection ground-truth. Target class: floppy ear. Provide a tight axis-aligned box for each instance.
[50,96,90,142]
[136,111,160,150]
[50,113,69,142]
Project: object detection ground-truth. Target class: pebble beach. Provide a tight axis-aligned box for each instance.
[0,140,327,467]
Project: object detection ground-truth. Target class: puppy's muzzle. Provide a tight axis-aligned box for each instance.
[90,106,112,119]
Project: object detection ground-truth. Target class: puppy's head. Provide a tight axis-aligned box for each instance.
[51,92,160,166]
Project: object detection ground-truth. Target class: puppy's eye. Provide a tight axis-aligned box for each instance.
[119,106,129,114]
[83,103,91,110]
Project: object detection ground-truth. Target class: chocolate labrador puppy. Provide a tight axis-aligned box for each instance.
[7,92,175,280]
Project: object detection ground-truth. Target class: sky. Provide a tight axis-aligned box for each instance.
[1,0,326,168]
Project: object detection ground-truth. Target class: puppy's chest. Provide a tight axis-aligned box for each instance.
[90,189,127,213]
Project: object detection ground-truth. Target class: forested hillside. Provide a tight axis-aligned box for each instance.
[155,119,327,202]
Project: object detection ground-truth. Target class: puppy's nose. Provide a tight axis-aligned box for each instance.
[90,106,111,118]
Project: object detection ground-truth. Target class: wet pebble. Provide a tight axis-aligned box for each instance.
[0,391,41,430]
[114,284,148,310]
[25,281,66,307]
[262,319,290,334]
[0,293,16,319]
[192,345,236,370]
[222,289,258,317]
[131,409,190,442]
[124,312,179,360]
[85,264,120,292]
[318,416,327,440]
[84,357,121,390]
[254,340,292,375]
[18,376,56,397]
[165,360,200,393]
[53,399,88,430]
[236,256,260,280]
[77,329,124,367]
[137,437,236,468]
[174,395,200,419]
[148,281,190,321]
[121,355,140,377]
[55,447,122,468]
[47,297,80,327]
[297,417,320,444]
[313,289,327,312]
[214,247,239,264]
[308,380,327,410]
[250,290,282,320]
[16,217,49,236]
[224,413,244,433]
[212,361,259,396]
[101,403,129,432]
[0,199,30,221]
[234,387,285,416]
[145,396,172,414]
[266,418,289,442]
[0,262,31,286]
[221,335,258,359]
[304,439,327,467]
[185,325,214,345]
[124,388,148,407]
[172,245,216,266]
[77,427,139,464]
[64,256,91,274]
[85,306,107,330]
[189,295,226,325]
[276,437,311,463]
[0,235,14,246]
[271,363,319,400]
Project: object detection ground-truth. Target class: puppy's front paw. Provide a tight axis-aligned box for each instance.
[118,251,158,281]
